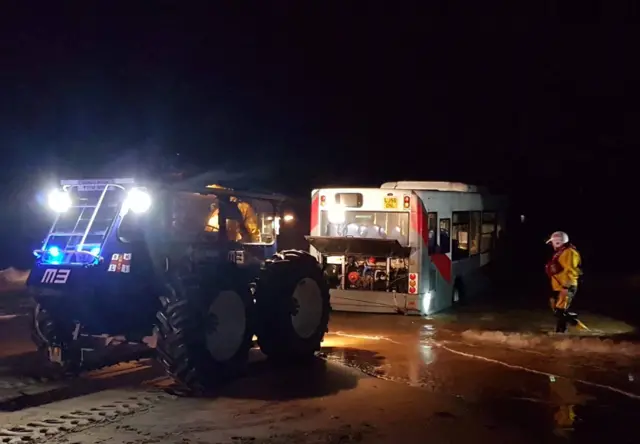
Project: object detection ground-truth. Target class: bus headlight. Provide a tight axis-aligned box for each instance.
[124,188,152,214]
[422,291,432,314]
[327,205,346,224]
[47,189,72,213]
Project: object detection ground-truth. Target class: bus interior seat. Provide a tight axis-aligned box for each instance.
[364,225,386,239]
[345,223,360,236]
[387,226,406,243]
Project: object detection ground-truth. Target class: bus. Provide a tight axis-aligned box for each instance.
[306,181,507,315]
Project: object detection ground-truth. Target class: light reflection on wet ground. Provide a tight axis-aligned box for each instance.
[3,295,640,441]
[322,309,640,441]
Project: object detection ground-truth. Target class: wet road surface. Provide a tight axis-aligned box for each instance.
[323,310,640,441]
[1,297,640,442]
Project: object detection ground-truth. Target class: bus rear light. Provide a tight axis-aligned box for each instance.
[408,272,418,294]
[320,195,326,206]
[403,195,410,209]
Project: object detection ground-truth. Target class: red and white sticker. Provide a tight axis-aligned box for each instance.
[108,253,132,273]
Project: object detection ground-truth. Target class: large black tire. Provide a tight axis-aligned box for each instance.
[31,303,53,350]
[255,250,330,360]
[29,303,82,377]
[155,262,254,393]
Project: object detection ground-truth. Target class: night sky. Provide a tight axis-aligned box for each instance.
[1,3,638,267]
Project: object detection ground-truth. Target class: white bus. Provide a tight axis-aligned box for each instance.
[306,181,507,315]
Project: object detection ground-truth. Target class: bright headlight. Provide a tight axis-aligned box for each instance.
[124,188,152,214]
[47,189,72,213]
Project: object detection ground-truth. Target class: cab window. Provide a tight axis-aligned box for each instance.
[427,212,437,254]
[205,200,276,244]
[452,211,470,261]
[481,211,496,253]
[439,218,451,254]
[470,211,481,256]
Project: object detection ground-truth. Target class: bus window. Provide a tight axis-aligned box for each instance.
[481,212,496,253]
[470,211,481,256]
[335,193,363,208]
[452,211,470,261]
[427,212,437,254]
[439,218,451,254]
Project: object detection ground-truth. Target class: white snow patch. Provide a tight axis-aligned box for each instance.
[0,267,29,288]
[461,329,640,356]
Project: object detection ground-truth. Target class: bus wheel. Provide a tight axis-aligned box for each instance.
[452,281,464,307]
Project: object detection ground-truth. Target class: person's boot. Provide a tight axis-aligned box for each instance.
[556,314,569,333]
[566,313,579,326]
[553,309,567,333]
[554,321,568,333]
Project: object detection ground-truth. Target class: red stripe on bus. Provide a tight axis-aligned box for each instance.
[410,195,423,240]
[431,253,452,284]
[310,194,319,232]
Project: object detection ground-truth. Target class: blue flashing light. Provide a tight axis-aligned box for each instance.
[90,247,101,256]
[49,246,61,258]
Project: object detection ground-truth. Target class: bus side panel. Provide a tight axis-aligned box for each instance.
[419,190,499,312]
[451,255,490,301]
[449,192,505,303]
[414,191,453,314]
[430,263,454,313]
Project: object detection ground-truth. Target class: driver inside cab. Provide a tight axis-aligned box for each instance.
[204,184,261,243]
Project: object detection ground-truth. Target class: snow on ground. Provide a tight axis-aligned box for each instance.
[0,267,29,284]
[461,329,640,356]
[0,267,29,290]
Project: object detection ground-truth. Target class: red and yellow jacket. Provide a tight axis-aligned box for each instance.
[545,244,581,291]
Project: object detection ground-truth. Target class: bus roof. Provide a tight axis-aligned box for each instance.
[380,181,479,193]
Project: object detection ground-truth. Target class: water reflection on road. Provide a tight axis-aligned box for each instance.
[321,309,640,441]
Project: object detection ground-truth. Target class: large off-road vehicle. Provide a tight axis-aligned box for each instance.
[27,178,330,391]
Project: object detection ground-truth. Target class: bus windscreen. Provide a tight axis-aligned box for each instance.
[320,210,409,245]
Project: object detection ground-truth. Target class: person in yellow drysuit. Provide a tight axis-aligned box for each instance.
[545,231,583,333]
[204,184,261,242]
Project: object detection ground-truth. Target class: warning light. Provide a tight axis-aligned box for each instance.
[320,195,326,206]
[403,195,410,209]
[408,272,419,295]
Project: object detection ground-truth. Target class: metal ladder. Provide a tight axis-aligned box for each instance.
[40,178,134,261]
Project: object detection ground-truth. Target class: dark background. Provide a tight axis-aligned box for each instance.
[1,3,638,281]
